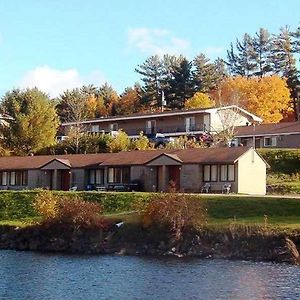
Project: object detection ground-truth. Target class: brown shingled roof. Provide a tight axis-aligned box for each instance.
[0,147,253,170]
[235,122,300,137]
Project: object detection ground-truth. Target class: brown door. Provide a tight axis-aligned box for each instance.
[61,170,70,191]
[168,166,181,191]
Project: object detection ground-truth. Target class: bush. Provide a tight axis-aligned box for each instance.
[33,190,59,220]
[136,190,207,241]
[55,197,105,229]
[33,190,106,230]
[258,149,300,174]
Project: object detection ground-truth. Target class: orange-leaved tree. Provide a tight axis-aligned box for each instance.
[211,76,292,123]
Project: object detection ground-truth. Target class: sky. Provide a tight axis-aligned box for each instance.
[0,0,299,98]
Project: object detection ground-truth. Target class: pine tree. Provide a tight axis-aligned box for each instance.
[272,26,300,119]
[253,28,273,77]
[227,34,257,77]
[193,54,227,92]
[135,55,164,108]
[167,57,194,109]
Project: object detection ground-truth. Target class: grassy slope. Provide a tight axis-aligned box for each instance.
[1,191,300,229]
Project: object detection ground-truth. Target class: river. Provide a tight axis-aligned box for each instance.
[0,250,300,300]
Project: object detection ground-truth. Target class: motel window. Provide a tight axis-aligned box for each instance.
[109,123,118,131]
[264,137,277,147]
[220,165,235,182]
[203,165,218,182]
[0,171,7,185]
[91,125,100,133]
[89,169,104,185]
[9,171,28,186]
[107,167,130,184]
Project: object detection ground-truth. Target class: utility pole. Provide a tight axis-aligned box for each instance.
[161,90,166,112]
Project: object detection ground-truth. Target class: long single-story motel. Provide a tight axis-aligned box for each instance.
[0,147,268,195]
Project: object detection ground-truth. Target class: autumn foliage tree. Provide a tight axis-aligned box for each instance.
[184,92,215,109]
[0,88,59,155]
[211,76,292,123]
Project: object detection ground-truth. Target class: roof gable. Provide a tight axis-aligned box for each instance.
[146,153,182,166]
[41,158,71,170]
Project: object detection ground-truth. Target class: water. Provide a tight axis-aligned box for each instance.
[1,250,300,300]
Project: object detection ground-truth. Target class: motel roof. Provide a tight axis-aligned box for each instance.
[61,105,262,126]
[0,147,256,170]
[235,122,300,137]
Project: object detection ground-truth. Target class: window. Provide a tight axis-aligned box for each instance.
[185,117,196,132]
[0,172,7,185]
[264,137,277,147]
[109,123,118,131]
[107,167,130,184]
[9,171,27,186]
[89,169,104,185]
[203,165,217,182]
[91,125,100,132]
[146,120,156,134]
[10,171,16,185]
[220,165,235,182]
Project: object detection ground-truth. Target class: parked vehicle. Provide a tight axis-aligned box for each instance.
[146,133,174,148]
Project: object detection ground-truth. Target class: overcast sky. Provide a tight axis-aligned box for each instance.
[0,0,299,97]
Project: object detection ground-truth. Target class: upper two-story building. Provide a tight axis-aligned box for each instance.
[60,105,262,138]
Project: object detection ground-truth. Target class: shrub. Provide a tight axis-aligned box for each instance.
[258,149,300,174]
[33,190,59,220]
[137,189,207,241]
[33,190,106,230]
[55,197,105,230]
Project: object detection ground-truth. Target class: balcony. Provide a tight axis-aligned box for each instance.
[125,124,208,136]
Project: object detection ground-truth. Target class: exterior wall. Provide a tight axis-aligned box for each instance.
[180,164,202,192]
[143,167,158,192]
[237,149,266,195]
[239,134,300,149]
[28,170,51,189]
[71,169,86,190]
[210,109,250,133]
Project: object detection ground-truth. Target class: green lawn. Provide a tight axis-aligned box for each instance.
[2,191,300,230]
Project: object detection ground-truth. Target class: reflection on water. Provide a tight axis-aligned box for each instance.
[0,250,300,300]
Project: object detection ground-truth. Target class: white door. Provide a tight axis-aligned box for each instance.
[203,115,210,131]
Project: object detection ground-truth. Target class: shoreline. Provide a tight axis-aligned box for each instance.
[1,224,300,265]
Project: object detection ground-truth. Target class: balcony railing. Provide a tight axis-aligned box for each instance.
[125,124,208,136]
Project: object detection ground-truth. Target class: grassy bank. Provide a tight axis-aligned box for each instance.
[1,190,300,229]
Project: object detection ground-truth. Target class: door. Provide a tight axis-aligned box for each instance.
[61,170,71,191]
[185,117,195,132]
[146,120,156,134]
[168,166,181,191]
[203,115,210,131]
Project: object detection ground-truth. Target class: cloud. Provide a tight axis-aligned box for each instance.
[128,27,190,56]
[19,66,105,98]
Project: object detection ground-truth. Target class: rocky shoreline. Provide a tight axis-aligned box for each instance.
[1,224,300,264]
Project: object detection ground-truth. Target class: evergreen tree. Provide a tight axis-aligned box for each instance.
[193,54,227,92]
[253,28,273,77]
[272,26,300,119]
[167,57,194,109]
[135,55,163,108]
[227,34,257,77]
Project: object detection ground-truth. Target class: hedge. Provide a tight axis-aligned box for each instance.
[2,190,300,222]
[258,148,300,174]
[0,190,149,220]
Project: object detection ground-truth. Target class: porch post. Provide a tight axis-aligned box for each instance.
[53,169,58,190]
[161,165,167,192]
